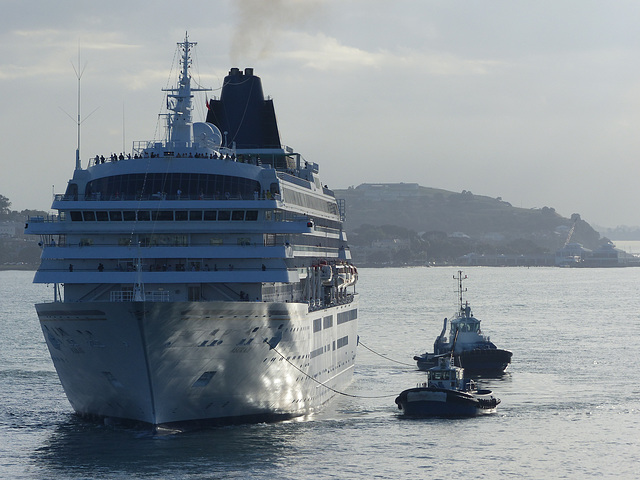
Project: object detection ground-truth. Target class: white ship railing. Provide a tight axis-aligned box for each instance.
[52,192,280,202]
[308,293,355,312]
[110,290,171,302]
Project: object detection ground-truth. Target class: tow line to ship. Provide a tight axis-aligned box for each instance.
[265,338,414,399]
[357,339,415,367]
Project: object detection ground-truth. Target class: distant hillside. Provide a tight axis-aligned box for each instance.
[0,194,47,268]
[335,183,603,264]
[597,225,640,241]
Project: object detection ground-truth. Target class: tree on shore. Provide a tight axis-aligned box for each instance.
[0,194,11,216]
[0,194,48,266]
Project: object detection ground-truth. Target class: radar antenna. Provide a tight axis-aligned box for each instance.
[161,32,211,145]
[60,45,99,170]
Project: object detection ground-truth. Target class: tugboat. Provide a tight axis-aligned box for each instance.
[413,271,512,374]
[395,356,500,417]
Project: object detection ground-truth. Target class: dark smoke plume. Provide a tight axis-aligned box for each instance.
[230,0,323,63]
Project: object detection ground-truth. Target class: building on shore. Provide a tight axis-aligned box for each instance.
[458,241,640,267]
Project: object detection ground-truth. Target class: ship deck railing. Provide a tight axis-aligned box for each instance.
[34,240,298,249]
[35,264,302,273]
[88,146,239,167]
[26,214,62,223]
[31,243,339,258]
[308,294,355,311]
[84,146,309,177]
[52,192,282,202]
[110,290,171,302]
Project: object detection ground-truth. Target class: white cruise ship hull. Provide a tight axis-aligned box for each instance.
[26,38,361,429]
[37,298,358,426]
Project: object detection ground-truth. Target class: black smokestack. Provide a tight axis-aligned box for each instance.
[205,67,281,149]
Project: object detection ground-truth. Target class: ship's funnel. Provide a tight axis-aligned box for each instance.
[206,68,281,149]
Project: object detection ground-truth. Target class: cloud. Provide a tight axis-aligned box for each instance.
[0,29,138,80]
[281,34,382,70]
[265,30,505,76]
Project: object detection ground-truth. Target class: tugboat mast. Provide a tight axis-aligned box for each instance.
[455,270,468,315]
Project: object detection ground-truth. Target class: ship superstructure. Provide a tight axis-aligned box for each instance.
[25,35,358,427]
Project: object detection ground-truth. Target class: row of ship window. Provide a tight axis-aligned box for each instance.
[313,315,335,332]
[68,210,260,222]
[310,335,349,359]
[337,309,358,325]
[280,186,339,216]
[312,309,357,333]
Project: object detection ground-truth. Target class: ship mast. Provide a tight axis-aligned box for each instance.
[162,33,211,145]
[65,46,98,170]
[72,49,86,171]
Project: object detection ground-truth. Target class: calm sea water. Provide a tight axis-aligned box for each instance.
[1,267,639,479]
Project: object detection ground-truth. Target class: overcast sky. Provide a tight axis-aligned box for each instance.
[2,0,640,228]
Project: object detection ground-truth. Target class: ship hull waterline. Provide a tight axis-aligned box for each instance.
[37,298,358,428]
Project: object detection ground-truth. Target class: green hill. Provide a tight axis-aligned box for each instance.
[335,183,602,265]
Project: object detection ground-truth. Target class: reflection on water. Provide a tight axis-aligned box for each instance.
[34,417,305,479]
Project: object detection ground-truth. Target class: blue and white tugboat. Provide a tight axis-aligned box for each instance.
[395,356,500,417]
[414,271,512,375]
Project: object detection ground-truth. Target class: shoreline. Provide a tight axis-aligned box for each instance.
[0,264,37,271]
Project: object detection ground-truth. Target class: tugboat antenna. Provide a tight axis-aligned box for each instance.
[455,270,468,313]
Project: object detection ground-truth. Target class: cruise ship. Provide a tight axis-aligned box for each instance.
[25,35,358,428]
